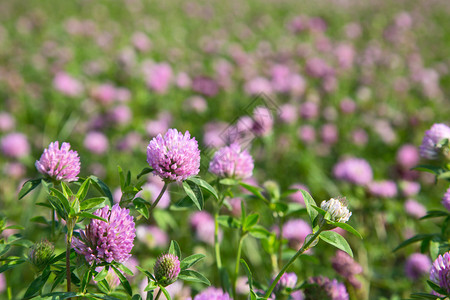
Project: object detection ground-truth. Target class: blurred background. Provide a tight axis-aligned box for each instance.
[1,0,450,298]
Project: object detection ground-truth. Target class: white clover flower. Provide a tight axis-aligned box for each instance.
[320,197,352,223]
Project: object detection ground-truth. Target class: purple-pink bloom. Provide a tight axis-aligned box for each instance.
[132,32,152,52]
[405,253,431,280]
[298,125,316,144]
[73,204,136,264]
[331,251,363,289]
[190,211,219,245]
[0,132,30,158]
[288,184,309,205]
[321,124,338,144]
[279,104,298,124]
[339,98,356,114]
[333,158,373,186]
[244,77,273,96]
[84,131,109,155]
[136,225,169,249]
[0,273,5,293]
[299,101,319,120]
[209,143,254,180]
[399,181,421,197]
[91,83,117,105]
[53,72,83,97]
[397,144,420,169]
[193,287,231,300]
[442,187,450,212]
[147,129,200,182]
[404,199,427,219]
[304,277,348,300]
[351,129,368,146]
[0,112,15,132]
[419,123,450,160]
[192,76,219,97]
[108,105,132,126]
[145,111,172,138]
[430,252,450,294]
[252,106,274,136]
[282,219,312,250]
[367,180,397,198]
[137,177,171,208]
[35,141,81,182]
[146,63,172,94]
[276,272,298,290]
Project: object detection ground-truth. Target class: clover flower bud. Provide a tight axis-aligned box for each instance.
[29,240,54,272]
[154,253,181,287]
[320,197,352,223]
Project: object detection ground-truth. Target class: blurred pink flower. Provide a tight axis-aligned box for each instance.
[136,225,169,249]
[53,72,83,97]
[288,184,309,205]
[91,83,117,105]
[368,180,397,198]
[145,112,172,137]
[0,112,15,132]
[132,32,152,52]
[397,144,420,169]
[298,125,316,144]
[192,76,219,97]
[333,157,373,186]
[146,63,172,94]
[244,77,273,95]
[404,199,426,219]
[108,105,132,126]
[84,131,109,154]
[0,132,30,158]
[399,181,421,197]
[299,101,319,120]
[282,219,312,250]
[321,124,338,144]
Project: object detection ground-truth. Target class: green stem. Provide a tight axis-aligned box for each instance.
[233,233,246,298]
[51,208,55,241]
[154,288,162,300]
[66,230,73,300]
[148,182,169,215]
[277,215,283,272]
[265,227,324,298]
[214,210,222,269]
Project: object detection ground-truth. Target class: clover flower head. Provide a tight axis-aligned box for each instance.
[430,252,450,294]
[72,204,136,264]
[442,187,450,212]
[209,142,254,179]
[147,129,200,182]
[35,141,81,182]
[419,123,450,160]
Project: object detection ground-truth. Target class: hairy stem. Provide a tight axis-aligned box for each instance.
[265,227,324,298]
[214,210,222,270]
[233,233,245,298]
[154,288,163,300]
[277,215,283,272]
[66,230,73,299]
[148,182,169,215]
